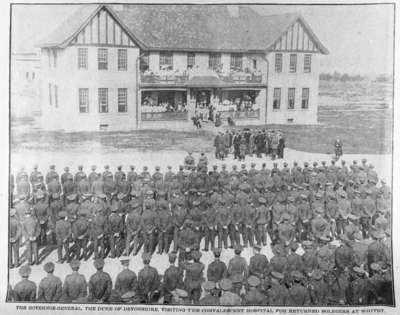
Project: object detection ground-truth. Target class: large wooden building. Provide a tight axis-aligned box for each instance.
[38,4,328,131]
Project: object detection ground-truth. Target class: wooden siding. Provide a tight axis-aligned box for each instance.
[71,8,136,47]
[272,20,319,52]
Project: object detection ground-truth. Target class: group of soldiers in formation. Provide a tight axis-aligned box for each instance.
[214,129,285,161]
[8,154,392,305]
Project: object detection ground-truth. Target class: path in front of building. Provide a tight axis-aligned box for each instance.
[9,146,391,288]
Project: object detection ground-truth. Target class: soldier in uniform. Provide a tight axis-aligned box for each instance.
[62,259,87,302]
[137,253,160,303]
[162,252,183,304]
[249,244,269,279]
[114,257,138,297]
[33,192,50,246]
[308,269,329,305]
[227,245,248,296]
[88,165,98,188]
[243,276,266,305]
[37,262,62,302]
[184,152,196,170]
[255,197,269,246]
[219,278,241,305]
[55,211,72,263]
[267,271,289,305]
[74,165,87,184]
[108,204,124,258]
[207,248,227,283]
[124,202,143,256]
[9,208,21,268]
[182,250,204,304]
[13,265,37,301]
[22,207,40,265]
[199,281,219,305]
[335,234,356,272]
[88,258,113,302]
[287,271,311,305]
[91,205,109,259]
[72,209,90,260]
[347,266,372,305]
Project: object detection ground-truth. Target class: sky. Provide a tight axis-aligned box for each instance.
[11,3,394,76]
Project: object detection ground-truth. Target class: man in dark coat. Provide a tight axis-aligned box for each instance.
[88,258,112,302]
[162,252,183,304]
[207,248,227,283]
[13,265,37,301]
[62,259,87,302]
[182,251,205,304]
[137,253,160,303]
[114,257,137,296]
[38,262,62,302]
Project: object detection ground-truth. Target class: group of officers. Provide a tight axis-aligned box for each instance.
[214,129,285,161]
[8,155,392,305]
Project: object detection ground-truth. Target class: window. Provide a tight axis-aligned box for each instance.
[288,88,295,109]
[140,52,149,72]
[187,53,195,69]
[273,88,281,109]
[32,72,35,80]
[118,49,128,71]
[275,53,282,72]
[209,53,221,70]
[98,88,108,113]
[79,88,89,113]
[53,49,57,67]
[159,52,173,70]
[54,85,58,108]
[304,54,312,72]
[118,88,128,112]
[302,88,310,109]
[252,59,257,70]
[98,48,108,70]
[289,54,297,73]
[78,48,88,69]
[230,53,243,70]
[48,83,52,106]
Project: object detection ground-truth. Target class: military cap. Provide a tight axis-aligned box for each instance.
[67,193,77,200]
[58,211,67,218]
[251,162,256,167]
[168,252,177,262]
[10,208,16,216]
[192,251,202,261]
[121,291,136,300]
[253,244,262,250]
[203,281,216,291]
[281,212,291,221]
[258,197,266,204]
[193,200,201,206]
[175,288,188,298]
[353,266,366,275]
[247,276,261,287]
[320,236,330,242]
[130,190,140,197]
[64,166,70,171]
[371,230,385,239]
[291,271,304,280]
[94,258,105,269]
[212,165,218,169]
[362,158,367,163]
[234,244,243,252]
[311,270,324,280]
[271,271,284,280]
[241,164,246,169]
[120,256,130,264]
[97,193,106,200]
[220,279,233,291]
[146,190,155,196]
[44,262,55,273]
[142,252,152,262]
[33,164,38,169]
[19,265,31,277]
[117,193,126,200]
[219,198,226,205]
[302,240,313,248]
[70,259,80,269]
[312,162,318,166]
[213,248,222,257]
[289,242,299,251]
[36,192,45,199]
[155,166,160,171]
[304,162,309,166]
[371,263,381,272]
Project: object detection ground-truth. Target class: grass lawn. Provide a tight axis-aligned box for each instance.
[11,108,392,155]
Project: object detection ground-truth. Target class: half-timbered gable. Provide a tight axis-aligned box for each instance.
[71,7,137,47]
[270,18,328,53]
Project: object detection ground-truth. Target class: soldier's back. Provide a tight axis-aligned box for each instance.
[38,274,62,302]
[115,269,137,295]
[207,260,227,283]
[62,273,87,301]
[14,279,37,302]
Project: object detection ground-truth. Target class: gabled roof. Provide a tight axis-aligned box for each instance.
[38,4,328,54]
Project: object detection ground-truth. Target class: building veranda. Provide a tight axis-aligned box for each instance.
[38,4,328,131]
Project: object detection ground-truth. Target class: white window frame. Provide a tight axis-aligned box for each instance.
[273,88,281,110]
[98,88,108,113]
[118,88,128,113]
[275,53,282,73]
[288,88,295,109]
[79,88,89,113]
[118,49,128,71]
[304,54,312,73]
[78,48,88,69]
[302,88,310,109]
[98,48,108,70]
[289,54,297,73]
